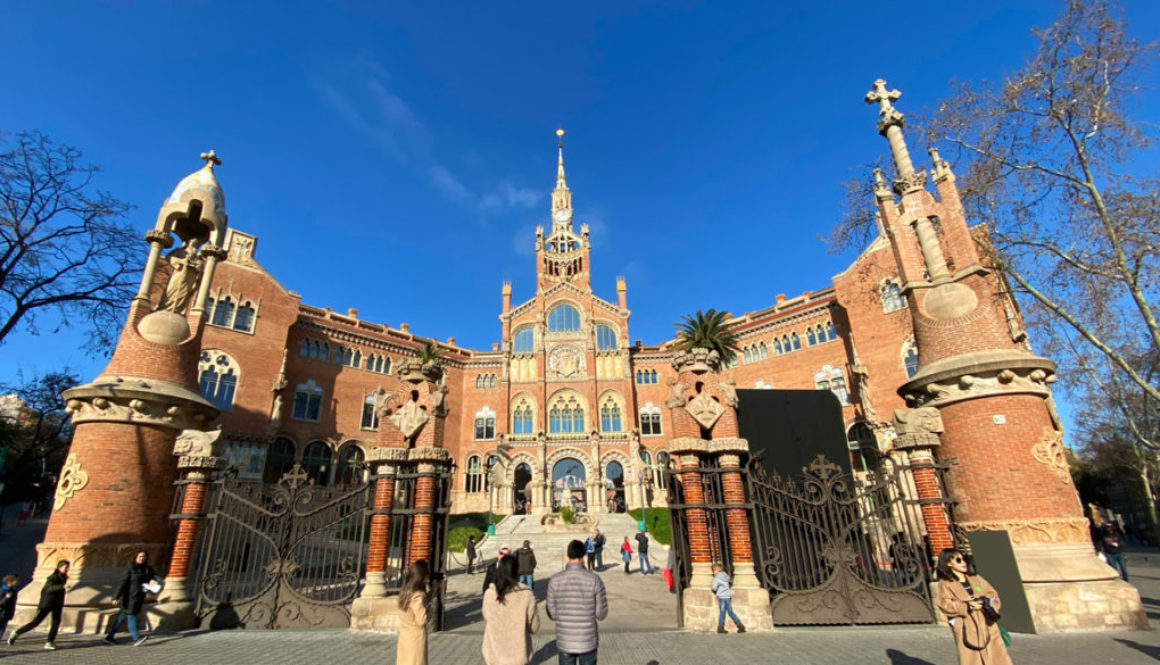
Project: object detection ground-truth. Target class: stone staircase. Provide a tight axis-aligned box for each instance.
[481,512,669,574]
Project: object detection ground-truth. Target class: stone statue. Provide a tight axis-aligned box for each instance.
[157,238,205,314]
[373,387,397,418]
[892,407,944,449]
[716,380,739,408]
[173,428,223,458]
[664,378,687,408]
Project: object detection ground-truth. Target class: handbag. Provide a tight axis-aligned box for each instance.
[998,624,1012,646]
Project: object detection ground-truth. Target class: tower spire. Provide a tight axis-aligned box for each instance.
[551,128,572,223]
[865,79,925,194]
[555,128,567,189]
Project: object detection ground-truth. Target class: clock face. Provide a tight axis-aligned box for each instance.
[554,209,570,223]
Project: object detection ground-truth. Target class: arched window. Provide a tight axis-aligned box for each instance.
[361,393,379,430]
[299,339,309,356]
[596,324,617,350]
[639,449,652,466]
[263,437,297,484]
[302,441,332,486]
[465,455,484,493]
[650,369,657,383]
[807,328,817,346]
[198,350,240,411]
[548,393,584,434]
[599,395,622,432]
[512,396,534,434]
[547,304,581,332]
[335,445,364,485]
[791,332,801,350]
[310,340,321,359]
[774,338,782,354]
[654,450,670,490]
[513,327,534,353]
[881,279,905,312]
[485,454,499,490]
[814,365,850,405]
[754,380,773,389]
[903,342,920,378]
[233,302,255,332]
[639,402,662,436]
[474,407,496,440]
[212,296,234,327]
[292,379,323,422]
[381,356,391,374]
[847,423,880,473]
[759,341,768,359]
[827,321,837,341]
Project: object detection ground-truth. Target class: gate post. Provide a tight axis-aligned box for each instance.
[155,444,225,629]
[891,408,955,554]
[406,447,452,568]
[351,447,407,631]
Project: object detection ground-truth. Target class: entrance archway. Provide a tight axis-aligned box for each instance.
[605,460,626,513]
[513,463,532,514]
[552,457,587,512]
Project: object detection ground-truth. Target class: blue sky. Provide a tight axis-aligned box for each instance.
[1,1,1158,433]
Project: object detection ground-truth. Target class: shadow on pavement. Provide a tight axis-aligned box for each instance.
[1115,637,1160,660]
[886,648,937,665]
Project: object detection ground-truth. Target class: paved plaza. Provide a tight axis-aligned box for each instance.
[0,518,1158,664]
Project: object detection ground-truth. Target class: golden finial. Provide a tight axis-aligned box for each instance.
[556,128,565,148]
[200,150,221,167]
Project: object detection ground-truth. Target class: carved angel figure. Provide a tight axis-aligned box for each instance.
[157,238,205,314]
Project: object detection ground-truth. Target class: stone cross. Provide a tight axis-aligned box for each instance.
[864,79,902,116]
[200,150,222,167]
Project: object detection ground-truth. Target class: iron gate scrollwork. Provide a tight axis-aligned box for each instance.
[193,465,372,629]
[748,455,934,625]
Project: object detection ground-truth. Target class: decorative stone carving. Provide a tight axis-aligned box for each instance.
[396,360,442,383]
[548,344,585,379]
[892,170,928,195]
[920,282,979,321]
[64,389,215,431]
[716,380,738,408]
[685,392,724,430]
[900,352,1056,408]
[664,378,687,409]
[957,517,1091,545]
[156,238,206,315]
[891,407,943,450]
[173,428,223,458]
[429,385,450,417]
[1032,429,1071,484]
[389,400,429,439]
[144,229,175,249]
[373,387,398,418]
[53,453,89,511]
[672,348,720,374]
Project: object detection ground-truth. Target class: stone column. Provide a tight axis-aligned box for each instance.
[892,408,955,555]
[405,447,452,568]
[134,230,174,303]
[351,448,407,632]
[668,441,713,588]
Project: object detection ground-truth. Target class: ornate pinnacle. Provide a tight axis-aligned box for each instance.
[864,78,920,192]
[864,79,903,124]
[200,150,221,167]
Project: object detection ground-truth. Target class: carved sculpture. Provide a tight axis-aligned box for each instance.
[892,407,944,449]
[53,452,89,510]
[716,380,739,408]
[664,378,687,408]
[157,238,205,314]
[373,387,397,418]
[173,428,223,458]
[390,400,429,439]
[685,392,725,430]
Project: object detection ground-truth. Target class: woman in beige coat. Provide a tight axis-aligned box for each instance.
[481,557,540,665]
[935,548,1013,665]
[396,560,430,665]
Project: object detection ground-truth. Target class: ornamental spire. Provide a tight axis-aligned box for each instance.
[555,128,568,189]
[551,128,572,222]
[865,79,925,194]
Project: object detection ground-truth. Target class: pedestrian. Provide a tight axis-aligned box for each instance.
[546,540,608,665]
[516,540,537,589]
[103,551,162,646]
[7,559,69,650]
[635,528,653,574]
[584,535,596,571]
[482,556,540,665]
[0,573,20,641]
[934,548,1013,665]
[483,544,512,593]
[593,530,606,570]
[467,535,478,575]
[1101,525,1129,581]
[16,502,30,527]
[396,560,430,665]
[620,537,633,574]
[710,563,746,634]
[664,549,676,593]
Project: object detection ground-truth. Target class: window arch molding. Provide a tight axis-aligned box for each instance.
[595,322,618,351]
[547,302,583,332]
[334,441,366,485]
[512,326,535,354]
[510,392,537,435]
[597,390,625,432]
[474,406,497,440]
[198,349,241,411]
[547,389,587,434]
[639,401,663,437]
[814,364,850,405]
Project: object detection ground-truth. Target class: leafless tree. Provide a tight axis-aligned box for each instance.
[0,131,137,353]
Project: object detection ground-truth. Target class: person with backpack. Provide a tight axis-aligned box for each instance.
[7,559,69,650]
[710,563,746,634]
[592,530,606,570]
[103,551,163,646]
[0,573,20,641]
[516,540,537,589]
[1101,524,1129,581]
[620,537,633,574]
[635,528,654,575]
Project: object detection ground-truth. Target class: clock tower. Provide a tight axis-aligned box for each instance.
[536,128,591,290]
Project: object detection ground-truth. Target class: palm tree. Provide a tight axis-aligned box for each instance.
[418,341,441,365]
[673,309,739,365]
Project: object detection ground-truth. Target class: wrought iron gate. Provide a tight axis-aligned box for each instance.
[381,465,453,631]
[191,466,372,629]
[667,453,936,626]
[748,455,934,625]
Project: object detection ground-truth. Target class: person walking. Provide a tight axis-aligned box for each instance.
[516,541,537,590]
[483,545,512,593]
[635,528,654,575]
[934,548,1013,665]
[593,530,606,570]
[546,540,608,665]
[103,551,163,646]
[1101,524,1129,581]
[467,535,478,575]
[710,563,746,633]
[482,557,540,665]
[664,549,676,593]
[620,537,633,574]
[396,560,430,665]
[584,536,597,571]
[7,559,69,650]
[0,573,20,641]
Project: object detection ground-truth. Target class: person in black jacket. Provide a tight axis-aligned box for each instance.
[7,559,69,650]
[466,535,478,575]
[103,551,162,646]
[0,573,20,640]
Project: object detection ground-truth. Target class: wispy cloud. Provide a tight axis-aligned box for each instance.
[313,57,539,214]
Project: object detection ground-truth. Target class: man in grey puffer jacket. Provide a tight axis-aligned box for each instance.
[546,540,608,664]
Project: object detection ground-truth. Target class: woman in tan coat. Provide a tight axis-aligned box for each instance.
[396,560,430,665]
[481,557,540,665]
[935,548,1013,665]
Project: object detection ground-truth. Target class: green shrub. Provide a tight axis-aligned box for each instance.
[558,506,575,524]
[628,507,671,545]
[448,526,485,552]
[448,512,505,529]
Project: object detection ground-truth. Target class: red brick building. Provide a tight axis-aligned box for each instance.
[197,135,924,518]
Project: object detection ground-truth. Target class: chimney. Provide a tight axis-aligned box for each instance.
[776,294,786,308]
[347,308,358,319]
[492,342,500,351]
[616,276,627,309]
[448,337,456,346]
[502,280,512,313]
[400,323,410,333]
[635,339,642,347]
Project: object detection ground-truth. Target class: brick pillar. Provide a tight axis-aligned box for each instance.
[907,450,954,555]
[363,458,401,598]
[154,452,223,630]
[670,447,713,587]
[407,466,437,568]
[717,453,753,565]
